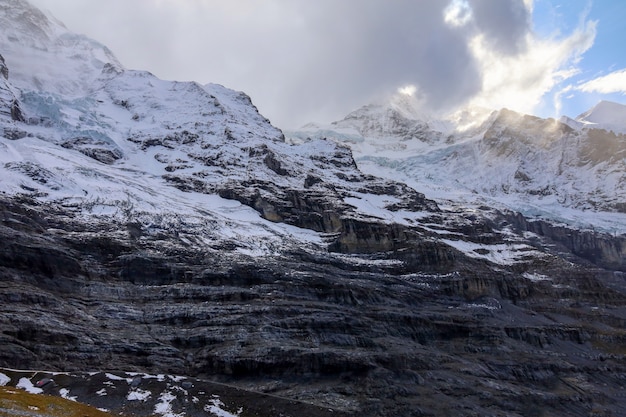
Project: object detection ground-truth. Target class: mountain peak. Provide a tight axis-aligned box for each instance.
[0,0,64,42]
[0,0,123,97]
[576,100,626,133]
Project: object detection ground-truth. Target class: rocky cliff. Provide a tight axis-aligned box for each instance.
[2,193,626,416]
[0,53,23,122]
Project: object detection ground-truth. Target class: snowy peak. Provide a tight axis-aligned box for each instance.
[0,0,443,259]
[0,0,122,97]
[292,92,498,150]
[290,95,626,231]
[484,108,572,147]
[0,0,61,46]
[576,100,626,133]
[333,90,454,141]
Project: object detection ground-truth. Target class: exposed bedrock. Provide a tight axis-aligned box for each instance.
[505,211,626,271]
[1,197,626,416]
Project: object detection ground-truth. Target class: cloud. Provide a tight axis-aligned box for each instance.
[577,68,626,94]
[467,0,530,54]
[468,16,596,115]
[444,0,473,27]
[27,0,598,127]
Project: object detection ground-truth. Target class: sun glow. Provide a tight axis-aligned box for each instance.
[466,20,595,116]
[444,0,473,28]
[397,85,417,96]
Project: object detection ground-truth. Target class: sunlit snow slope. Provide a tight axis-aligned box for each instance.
[288,92,626,234]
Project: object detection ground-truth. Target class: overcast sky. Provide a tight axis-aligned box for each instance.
[28,0,626,128]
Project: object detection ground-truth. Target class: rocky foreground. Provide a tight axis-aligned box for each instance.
[1,193,626,417]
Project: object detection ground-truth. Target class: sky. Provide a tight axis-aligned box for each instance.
[27,0,626,128]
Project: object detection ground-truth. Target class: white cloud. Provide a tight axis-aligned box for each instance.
[577,68,626,94]
[397,85,418,96]
[444,0,473,27]
[466,16,596,115]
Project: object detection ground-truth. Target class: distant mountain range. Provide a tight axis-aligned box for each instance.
[288,94,626,234]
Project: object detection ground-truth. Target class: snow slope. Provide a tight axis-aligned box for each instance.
[1,0,441,257]
[576,100,626,134]
[0,0,122,98]
[288,94,626,234]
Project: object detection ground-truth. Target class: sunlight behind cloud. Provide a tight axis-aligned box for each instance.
[467,16,596,116]
[397,85,417,96]
[444,0,473,27]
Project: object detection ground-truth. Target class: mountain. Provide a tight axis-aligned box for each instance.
[0,0,122,97]
[576,100,626,134]
[289,96,626,233]
[2,1,626,417]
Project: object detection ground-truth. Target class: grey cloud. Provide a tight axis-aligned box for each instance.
[250,0,485,125]
[28,0,535,128]
[467,0,530,54]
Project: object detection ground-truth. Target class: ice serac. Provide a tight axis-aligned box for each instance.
[2,1,626,417]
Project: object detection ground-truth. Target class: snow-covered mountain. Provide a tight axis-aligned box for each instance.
[0,0,443,258]
[2,2,626,417]
[0,0,122,97]
[289,93,626,234]
[575,100,626,134]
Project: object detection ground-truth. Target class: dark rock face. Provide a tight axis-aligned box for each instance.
[0,53,25,122]
[0,53,8,80]
[1,196,626,417]
[505,211,626,272]
[61,136,123,164]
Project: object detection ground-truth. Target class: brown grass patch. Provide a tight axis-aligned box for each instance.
[0,386,117,417]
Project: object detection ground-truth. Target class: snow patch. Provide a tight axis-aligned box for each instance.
[467,302,500,310]
[154,391,184,417]
[442,239,539,265]
[16,378,43,394]
[105,372,132,383]
[523,272,552,282]
[59,388,77,402]
[204,396,243,417]
[0,373,10,386]
[127,388,152,401]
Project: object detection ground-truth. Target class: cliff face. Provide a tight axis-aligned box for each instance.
[0,53,24,122]
[2,195,626,417]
